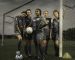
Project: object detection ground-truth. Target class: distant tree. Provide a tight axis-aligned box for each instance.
[0,35,2,39]
[63,28,75,41]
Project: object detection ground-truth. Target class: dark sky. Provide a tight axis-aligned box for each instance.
[0,0,75,34]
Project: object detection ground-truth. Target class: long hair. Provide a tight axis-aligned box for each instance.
[26,9,31,12]
[53,10,59,19]
[35,8,42,16]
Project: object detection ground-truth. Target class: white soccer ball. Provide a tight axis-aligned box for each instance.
[26,27,33,34]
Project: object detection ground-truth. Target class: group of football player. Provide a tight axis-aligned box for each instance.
[15,8,59,60]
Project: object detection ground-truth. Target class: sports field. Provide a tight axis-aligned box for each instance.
[0,38,75,60]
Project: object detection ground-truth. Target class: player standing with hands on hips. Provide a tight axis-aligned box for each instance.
[32,8,47,60]
[43,10,51,55]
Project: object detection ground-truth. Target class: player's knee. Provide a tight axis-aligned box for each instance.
[41,40,47,47]
[43,40,47,44]
[55,40,59,46]
[17,35,22,40]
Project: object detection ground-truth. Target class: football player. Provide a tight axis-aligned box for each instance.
[43,10,51,55]
[15,11,26,55]
[23,9,33,57]
[51,10,59,57]
[33,8,47,60]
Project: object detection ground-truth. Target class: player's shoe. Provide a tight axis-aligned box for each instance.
[42,56,45,60]
[15,51,23,60]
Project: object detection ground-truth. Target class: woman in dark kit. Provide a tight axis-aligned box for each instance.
[15,9,33,57]
[15,11,27,55]
[43,10,51,55]
[32,8,47,60]
[23,9,33,57]
[51,10,59,57]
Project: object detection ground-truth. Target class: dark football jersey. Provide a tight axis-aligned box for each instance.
[15,16,25,29]
[15,16,25,35]
[24,17,32,27]
[46,18,51,29]
[32,16,47,32]
[52,18,59,33]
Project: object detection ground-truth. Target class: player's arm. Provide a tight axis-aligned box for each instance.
[50,18,53,39]
[39,17,47,29]
[15,16,22,40]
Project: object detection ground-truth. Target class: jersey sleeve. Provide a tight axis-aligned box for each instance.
[15,16,18,25]
[32,18,36,31]
[39,17,47,29]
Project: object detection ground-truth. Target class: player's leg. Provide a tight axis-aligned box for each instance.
[53,40,59,56]
[24,34,32,57]
[45,35,49,55]
[33,33,39,58]
[40,40,47,60]
[18,39,21,51]
[27,35,32,57]
[37,32,46,60]
[41,38,47,60]
[23,32,28,57]
[34,40,38,55]
[34,39,40,60]
[55,34,59,56]
[24,40,28,57]
[43,27,50,55]
[52,33,59,56]
[35,33,42,59]
[16,34,22,51]
[15,34,23,60]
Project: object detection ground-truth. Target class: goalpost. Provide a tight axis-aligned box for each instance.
[59,0,63,58]
[1,0,35,46]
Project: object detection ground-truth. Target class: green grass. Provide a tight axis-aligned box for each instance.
[63,41,75,59]
[0,38,75,60]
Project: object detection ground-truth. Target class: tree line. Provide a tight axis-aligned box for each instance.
[63,28,75,41]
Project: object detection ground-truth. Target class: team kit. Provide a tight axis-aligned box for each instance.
[15,8,59,60]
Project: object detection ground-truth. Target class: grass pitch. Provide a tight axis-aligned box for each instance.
[0,38,75,60]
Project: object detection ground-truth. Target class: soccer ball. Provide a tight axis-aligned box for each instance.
[26,27,33,34]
